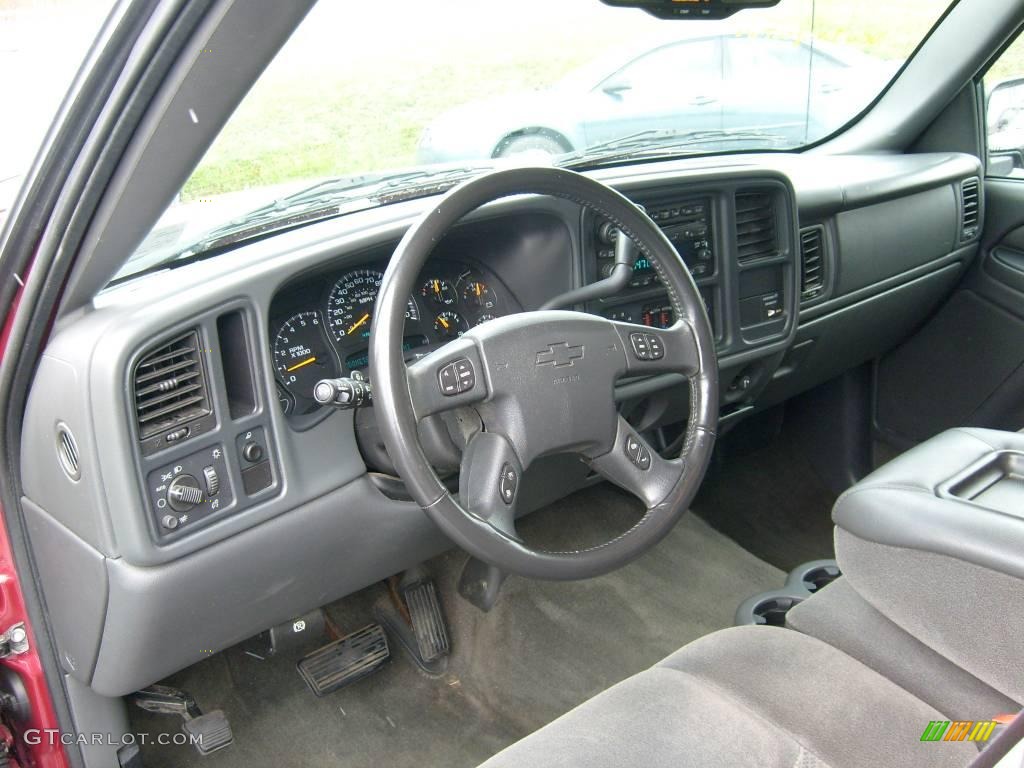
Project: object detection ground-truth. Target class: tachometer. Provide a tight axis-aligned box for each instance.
[326,269,418,343]
[273,311,337,405]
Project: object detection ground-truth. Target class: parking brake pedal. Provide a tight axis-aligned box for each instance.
[297,623,390,696]
[129,685,233,756]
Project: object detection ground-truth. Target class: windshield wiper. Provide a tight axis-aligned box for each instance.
[557,128,792,169]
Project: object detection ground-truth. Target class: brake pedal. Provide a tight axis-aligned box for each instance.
[297,623,390,696]
[402,579,451,663]
[129,685,233,755]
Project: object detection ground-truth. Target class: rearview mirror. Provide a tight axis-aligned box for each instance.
[599,0,780,20]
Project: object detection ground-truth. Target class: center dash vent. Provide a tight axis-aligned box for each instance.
[134,330,211,440]
[735,191,778,263]
[960,177,980,241]
[799,226,826,301]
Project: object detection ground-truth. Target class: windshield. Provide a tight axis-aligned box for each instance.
[119,0,952,282]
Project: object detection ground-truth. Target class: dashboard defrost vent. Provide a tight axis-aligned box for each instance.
[960,177,980,241]
[799,226,826,301]
[735,191,778,263]
[134,330,211,440]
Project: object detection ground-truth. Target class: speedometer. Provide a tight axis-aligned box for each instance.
[326,269,419,343]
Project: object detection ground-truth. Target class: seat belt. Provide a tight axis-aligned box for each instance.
[969,711,1024,768]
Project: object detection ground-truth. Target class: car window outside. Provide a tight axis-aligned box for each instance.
[123,0,953,279]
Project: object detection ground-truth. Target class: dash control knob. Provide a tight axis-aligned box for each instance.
[167,474,203,512]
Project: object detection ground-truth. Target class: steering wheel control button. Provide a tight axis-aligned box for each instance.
[624,434,651,471]
[630,333,651,360]
[625,434,642,462]
[646,334,665,360]
[635,446,652,470]
[499,463,518,505]
[438,363,460,395]
[454,358,476,391]
[439,358,476,396]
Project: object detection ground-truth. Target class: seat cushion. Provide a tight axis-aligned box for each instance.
[478,626,977,768]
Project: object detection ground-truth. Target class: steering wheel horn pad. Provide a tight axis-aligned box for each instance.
[370,167,718,580]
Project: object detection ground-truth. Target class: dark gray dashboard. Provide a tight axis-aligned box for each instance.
[19,151,981,696]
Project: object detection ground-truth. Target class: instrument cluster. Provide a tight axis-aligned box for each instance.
[270,260,513,415]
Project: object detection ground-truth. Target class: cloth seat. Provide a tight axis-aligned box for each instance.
[478,625,979,768]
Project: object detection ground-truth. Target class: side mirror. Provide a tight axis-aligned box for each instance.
[601,78,632,99]
[987,77,1024,144]
[987,77,1024,174]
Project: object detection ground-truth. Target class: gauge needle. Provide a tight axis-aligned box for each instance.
[433,279,440,296]
[286,357,317,372]
[438,316,450,329]
[347,313,370,335]
[475,283,482,297]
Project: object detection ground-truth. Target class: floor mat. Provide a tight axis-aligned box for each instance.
[693,431,837,571]
[130,484,783,768]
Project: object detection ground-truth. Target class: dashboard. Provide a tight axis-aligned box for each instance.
[20,151,983,698]
[269,259,518,416]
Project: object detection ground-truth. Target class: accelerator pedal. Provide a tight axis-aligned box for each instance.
[297,623,389,696]
[402,579,451,663]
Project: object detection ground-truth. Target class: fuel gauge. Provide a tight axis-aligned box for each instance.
[462,280,495,310]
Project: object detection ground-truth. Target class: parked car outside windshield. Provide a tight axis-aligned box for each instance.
[119,0,952,282]
[417,31,896,164]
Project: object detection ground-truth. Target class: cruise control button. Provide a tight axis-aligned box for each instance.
[635,446,651,471]
[630,333,651,360]
[498,463,518,505]
[624,434,642,462]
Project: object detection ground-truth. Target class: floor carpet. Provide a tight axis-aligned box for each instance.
[692,430,838,571]
[131,483,783,768]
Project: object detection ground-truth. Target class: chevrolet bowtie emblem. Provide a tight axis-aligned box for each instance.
[536,342,585,368]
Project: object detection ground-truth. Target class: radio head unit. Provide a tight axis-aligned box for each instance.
[595,197,714,287]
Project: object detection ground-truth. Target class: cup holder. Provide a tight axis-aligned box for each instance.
[785,559,842,595]
[735,590,807,626]
[735,559,842,627]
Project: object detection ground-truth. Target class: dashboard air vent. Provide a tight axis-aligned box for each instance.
[735,192,778,263]
[134,331,211,440]
[960,177,980,241]
[799,226,826,301]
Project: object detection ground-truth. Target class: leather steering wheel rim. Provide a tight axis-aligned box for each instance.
[370,167,718,580]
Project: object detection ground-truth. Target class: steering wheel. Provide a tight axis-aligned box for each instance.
[370,167,718,580]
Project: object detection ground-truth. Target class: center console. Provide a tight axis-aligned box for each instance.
[832,427,1024,705]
